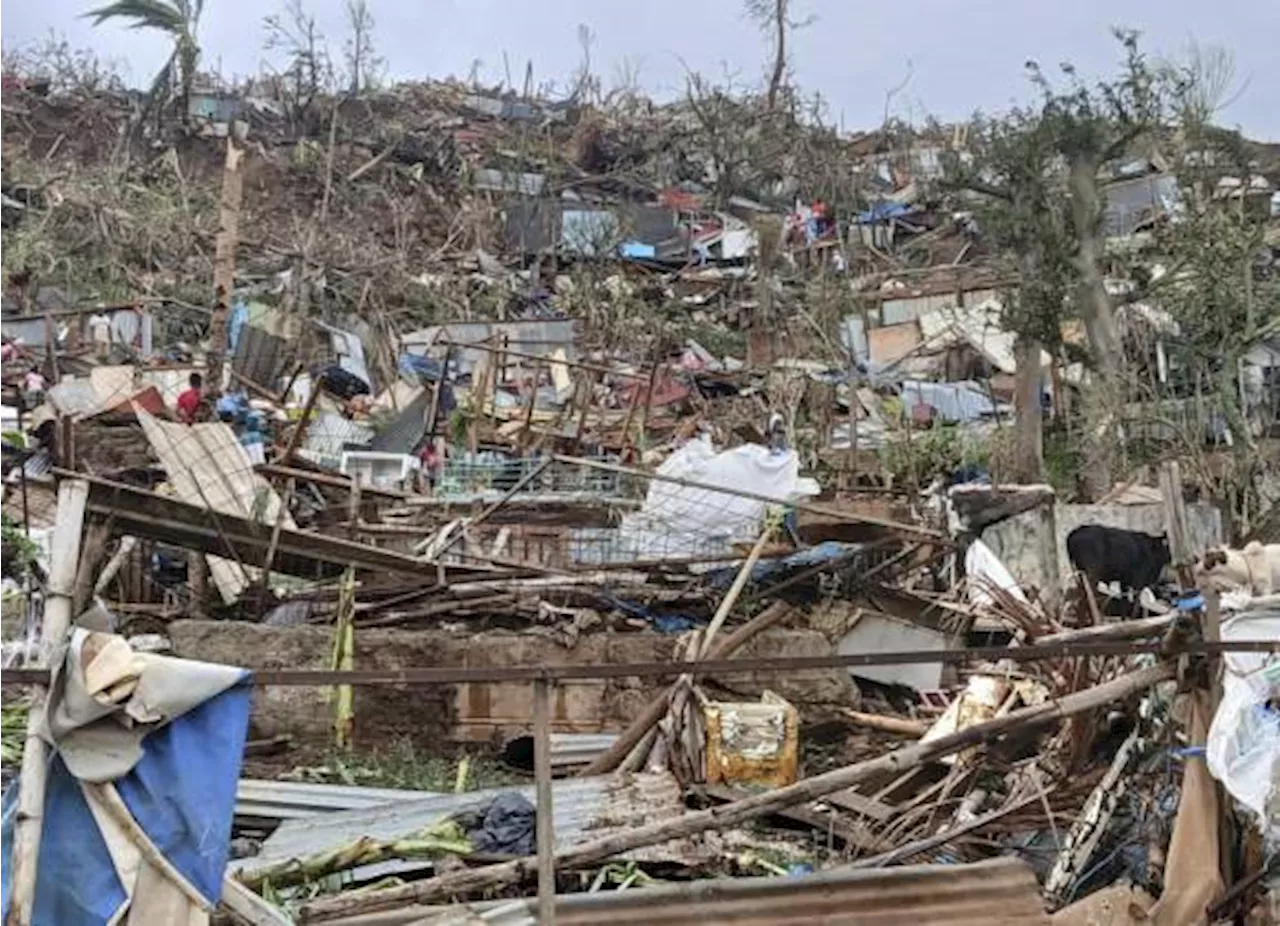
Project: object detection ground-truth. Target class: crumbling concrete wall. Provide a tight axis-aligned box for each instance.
[167,621,854,747]
[983,501,1224,592]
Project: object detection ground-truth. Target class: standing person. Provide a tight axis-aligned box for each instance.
[22,365,46,410]
[176,372,204,423]
[87,311,112,361]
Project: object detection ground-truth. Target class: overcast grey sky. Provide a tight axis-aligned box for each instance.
[4,0,1277,139]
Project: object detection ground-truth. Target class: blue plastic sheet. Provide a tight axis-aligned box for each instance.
[708,541,857,588]
[1,680,251,926]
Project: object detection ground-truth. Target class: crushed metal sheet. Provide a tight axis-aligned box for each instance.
[232,772,685,883]
[235,778,442,823]
[370,386,431,454]
[390,858,1050,926]
[137,408,295,602]
[399,320,577,376]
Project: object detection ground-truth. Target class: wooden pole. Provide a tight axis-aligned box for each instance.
[519,362,543,450]
[635,362,662,451]
[1037,613,1179,645]
[699,528,772,656]
[1159,460,1193,588]
[281,378,323,464]
[301,662,1175,921]
[346,474,361,541]
[838,708,931,737]
[6,479,88,926]
[533,677,556,926]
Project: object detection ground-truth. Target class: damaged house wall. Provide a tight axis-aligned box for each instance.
[166,621,854,745]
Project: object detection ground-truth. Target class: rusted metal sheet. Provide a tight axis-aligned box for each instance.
[232,772,686,885]
[393,858,1051,926]
[704,691,799,788]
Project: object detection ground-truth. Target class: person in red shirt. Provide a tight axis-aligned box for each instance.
[176,372,204,423]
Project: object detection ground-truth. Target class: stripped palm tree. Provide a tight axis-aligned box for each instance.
[84,0,204,117]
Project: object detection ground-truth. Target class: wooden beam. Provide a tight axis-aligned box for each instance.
[62,470,502,584]
[255,462,407,500]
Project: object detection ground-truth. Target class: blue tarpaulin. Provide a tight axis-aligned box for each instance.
[856,202,913,225]
[1,679,251,925]
[708,541,859,588]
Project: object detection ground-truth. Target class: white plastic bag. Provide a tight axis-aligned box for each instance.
[1205,611,1280,837]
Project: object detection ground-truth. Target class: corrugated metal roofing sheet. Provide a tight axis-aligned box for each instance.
[232,322,294,390]
[235,779,442,822]
[137,409,294,602]
[405,858,1050,926]
[369,386,430,454]
[233,772,683,883]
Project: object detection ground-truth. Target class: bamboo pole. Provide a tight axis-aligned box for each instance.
[838,708,931,737]
[699,528,772,655]
[6,479,88,926]
[301,662,1174,922]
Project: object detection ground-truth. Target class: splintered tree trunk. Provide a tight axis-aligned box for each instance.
[1067,156,1122,499]
[208,138,245,377]
[1013,335,1045,483]
[766,0,787,110]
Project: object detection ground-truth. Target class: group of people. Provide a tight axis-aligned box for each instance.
[174,371,268,460]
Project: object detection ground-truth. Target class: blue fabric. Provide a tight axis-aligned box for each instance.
[1,678,251,925]
[1176,592,1205,613]
[856,201,912,224]
[114,682,251,903]
[2,755,128,925]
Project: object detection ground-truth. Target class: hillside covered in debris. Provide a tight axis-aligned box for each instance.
[2,28,1279,926]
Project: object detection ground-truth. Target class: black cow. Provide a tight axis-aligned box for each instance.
[1066,525,1170,596]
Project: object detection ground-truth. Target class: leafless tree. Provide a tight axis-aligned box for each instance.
[343,0,384,95]
[743,0,812,112]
